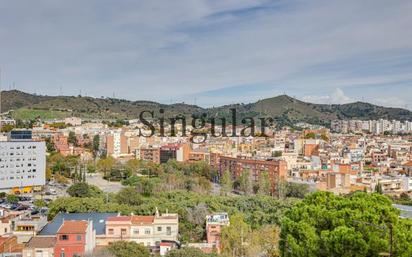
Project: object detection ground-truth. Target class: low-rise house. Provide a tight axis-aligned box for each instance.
[0,236,23,256]
[206,213,229,253]
[12,215,48,243]
[54,220,95,257]
[104,210,179,252]
[22,236,56,257]
[38,213,117,247]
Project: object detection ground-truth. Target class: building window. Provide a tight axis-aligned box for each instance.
[60,235,68,240]
[121,228,127,235]
[76,235,82,241]
[166,227,171,235]
[60,253,65,257]
[108,229,114,235]
[157,226,162,232]
[144,229,150,235]
[133,229,139,235]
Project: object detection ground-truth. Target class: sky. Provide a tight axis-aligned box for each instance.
[1,0,412,109]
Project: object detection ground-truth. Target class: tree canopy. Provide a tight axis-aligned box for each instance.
[280,191,412,257]
[106,241,150,257]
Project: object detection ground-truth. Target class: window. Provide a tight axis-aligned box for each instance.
[133,229,139,235]
[60,253,65,257]
[60,235,68,240]
[144,229,150,235]
[157,226,162,232]
[108,229,114,235]
[76,235,82,241]
[35,250,43,257]
[166,227,171,235]
[121,228,127,235]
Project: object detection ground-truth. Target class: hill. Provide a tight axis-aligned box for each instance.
[1,90,411,126]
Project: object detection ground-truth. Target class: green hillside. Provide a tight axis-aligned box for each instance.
[1,90,411,126]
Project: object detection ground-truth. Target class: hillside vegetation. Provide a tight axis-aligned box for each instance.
[2,90,411,125]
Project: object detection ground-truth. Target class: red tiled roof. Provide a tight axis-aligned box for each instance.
[26,236,56,248]
[58,220,88,234]
[131,216,154,224]
[107,216,132,222]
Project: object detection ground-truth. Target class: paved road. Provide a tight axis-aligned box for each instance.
[86,173,124,193]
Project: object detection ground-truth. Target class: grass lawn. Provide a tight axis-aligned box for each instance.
[11,108,70,120]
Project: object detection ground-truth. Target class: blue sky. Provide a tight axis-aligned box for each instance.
[0,0,412,109]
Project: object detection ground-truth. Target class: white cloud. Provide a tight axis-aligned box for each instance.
[331,88,351,104]
[0,0,411,108]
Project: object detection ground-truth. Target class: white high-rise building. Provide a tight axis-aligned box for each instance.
[0,137,46,192]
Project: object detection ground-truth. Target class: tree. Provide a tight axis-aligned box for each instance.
[6,194,19,204]
[0,124,14,132]
[285,182,310,198]
[92,135,100,158]
[124,159,140,177]
[221,213,250,257]
[166,247,217,257]
[106,241,150,257]
[248,225,280,257]
[280,191,412,257]
[67,182,103,198]
[97,157,116,177]
[320,134,329,142]
[304,132,316,139]
[115,187,143,205]
[135,177,156,196]
[68,131,78,146]
[46,167,52,181]
[34,199,47,208]
[238,169,252,195]
[87,163,96,173]
[257,171,271,196]
[272,151,283,157]
[375,182,383,194]
[45,137,56,152]
[220,169,233,196]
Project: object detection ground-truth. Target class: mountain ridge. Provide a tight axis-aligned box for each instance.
[1,90,411,126]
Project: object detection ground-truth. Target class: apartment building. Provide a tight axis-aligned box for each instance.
[219,156,287,192]
[106,130,128,158]
[0,131,46,192]
[139,146,161,163]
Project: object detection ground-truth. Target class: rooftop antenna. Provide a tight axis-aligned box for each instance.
[59,86,63,96]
